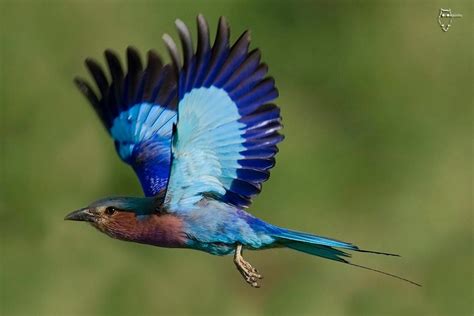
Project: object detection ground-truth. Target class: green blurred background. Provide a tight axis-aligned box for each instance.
[1,1,472,315]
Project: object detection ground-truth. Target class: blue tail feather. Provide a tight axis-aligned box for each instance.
[270,227,421,286]
[274,228,359,251]
[284,241,351,263]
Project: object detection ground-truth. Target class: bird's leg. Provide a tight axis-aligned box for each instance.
[233,244,263,288]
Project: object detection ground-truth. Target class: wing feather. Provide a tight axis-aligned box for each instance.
[164,15,283,210]
[75,47,177,196]
[76,15,282,206]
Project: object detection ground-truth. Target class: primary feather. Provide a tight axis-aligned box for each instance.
[163,15,283,211]
[75,48,177,196]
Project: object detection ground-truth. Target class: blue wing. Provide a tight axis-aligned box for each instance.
[74,47,177,196]
[163,15,283,210]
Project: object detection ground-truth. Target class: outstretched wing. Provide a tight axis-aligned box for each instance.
[74,47,177,196]
[163,15,283,210]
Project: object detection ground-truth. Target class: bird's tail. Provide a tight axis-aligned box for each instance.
[271,227,421,286]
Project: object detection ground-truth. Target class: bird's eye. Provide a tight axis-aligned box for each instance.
[104,207,117,216]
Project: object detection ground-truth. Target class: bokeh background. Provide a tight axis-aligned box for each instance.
[1,1,472,315]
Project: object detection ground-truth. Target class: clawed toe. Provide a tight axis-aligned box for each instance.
[243,269,262,287]
[233,244,264,288]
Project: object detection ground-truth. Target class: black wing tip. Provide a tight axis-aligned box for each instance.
[73,76,85,86]
[104,49,122,69]
[147,49,160,59]
[126,46,143,70]
[104,48,119,57]
[84,57,101,71]
[126,45,140,54]
[73,76,92,96]
[84,57,95,64]
[145,49,164,69]
[249,48,261,58]
[263,76,276,86]
[273,85,280,99]
[77,44,177,126]
[73,76,90,90]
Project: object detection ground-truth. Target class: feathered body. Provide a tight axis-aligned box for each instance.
[66,15,419,287]
[86,196,356,259]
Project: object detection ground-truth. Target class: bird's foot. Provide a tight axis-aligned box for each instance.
[233,244,263,288]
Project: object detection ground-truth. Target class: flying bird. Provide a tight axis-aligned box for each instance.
[66,14,419,288]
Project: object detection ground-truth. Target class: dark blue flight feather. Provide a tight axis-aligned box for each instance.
[162,15,283,210]
[74,48,177,196]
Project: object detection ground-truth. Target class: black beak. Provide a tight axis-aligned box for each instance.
[64,208,95,222]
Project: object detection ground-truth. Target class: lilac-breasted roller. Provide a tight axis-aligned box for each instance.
[65,15,419,287]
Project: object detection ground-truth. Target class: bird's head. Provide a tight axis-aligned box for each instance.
[64,196,159,238]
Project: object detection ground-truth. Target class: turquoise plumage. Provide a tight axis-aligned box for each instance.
[66,15,419,288]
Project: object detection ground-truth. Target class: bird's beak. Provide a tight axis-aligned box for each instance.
[64,208,95,222]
